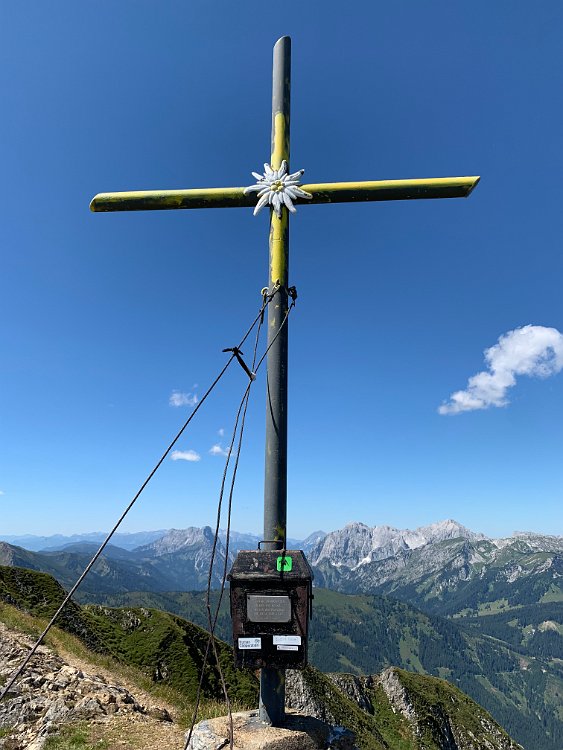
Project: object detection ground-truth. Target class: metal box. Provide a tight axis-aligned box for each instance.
[228,549,313,670]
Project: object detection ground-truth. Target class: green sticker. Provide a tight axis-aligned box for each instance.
[277,555,293,572]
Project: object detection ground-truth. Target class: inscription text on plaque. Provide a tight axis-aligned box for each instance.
[247,594,291,623]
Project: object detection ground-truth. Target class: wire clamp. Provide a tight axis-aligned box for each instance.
[260,287,269,324]
[223,346,256,381]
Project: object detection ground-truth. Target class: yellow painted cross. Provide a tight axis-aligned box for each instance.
[90,35,479,728]
[90,175,478,213]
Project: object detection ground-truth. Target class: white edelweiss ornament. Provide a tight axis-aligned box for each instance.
[244,160,312,218]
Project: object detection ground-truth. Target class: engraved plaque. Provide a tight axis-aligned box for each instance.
[247,594,291,623]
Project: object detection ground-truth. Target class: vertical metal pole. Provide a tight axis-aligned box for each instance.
[260,35,291,727]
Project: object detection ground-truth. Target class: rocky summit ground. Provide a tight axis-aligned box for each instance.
[0,622,185,750]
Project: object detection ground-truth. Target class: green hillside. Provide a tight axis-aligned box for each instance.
[309,590,563,750]
[394,555,563,617]
[285,667,520,749]
[312,537,563,618]
[0,566,521,750]
[0,565,257,708]
[88,586,562,750]
[456,601,563,656]
[0,541,173,595]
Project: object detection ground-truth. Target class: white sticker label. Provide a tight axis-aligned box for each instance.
[238,637,261,650]
[277,645,299,651]
[273,635,302,646]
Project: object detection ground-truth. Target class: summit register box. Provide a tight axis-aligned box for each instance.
[228,549,313,669]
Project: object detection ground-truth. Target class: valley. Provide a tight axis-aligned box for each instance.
[0,566,521,749]
[1,519,561,749]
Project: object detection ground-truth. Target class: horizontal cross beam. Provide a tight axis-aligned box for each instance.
[89,176,480,213]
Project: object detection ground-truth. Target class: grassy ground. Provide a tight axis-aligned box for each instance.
[44,724,108,750]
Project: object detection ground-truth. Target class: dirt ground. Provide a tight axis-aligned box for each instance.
[85,713,188,750]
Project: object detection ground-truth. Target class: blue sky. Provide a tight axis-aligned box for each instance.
[2,2,563,539]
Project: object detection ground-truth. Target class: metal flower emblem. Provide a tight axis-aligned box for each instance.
[244,160,312,217]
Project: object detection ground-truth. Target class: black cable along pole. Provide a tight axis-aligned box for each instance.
[260,35,291,726]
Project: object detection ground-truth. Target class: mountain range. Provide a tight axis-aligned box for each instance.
[0,519,561,749]
[309,521,563,617]
[2,520,560,614]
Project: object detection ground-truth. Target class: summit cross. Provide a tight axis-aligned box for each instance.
[90,36,479,727]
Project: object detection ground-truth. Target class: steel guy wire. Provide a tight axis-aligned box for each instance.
[0,291,275,704]
[185,294,266,749]
[184,290,295,750]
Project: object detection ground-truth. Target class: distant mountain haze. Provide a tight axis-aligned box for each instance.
[0,530,168,552]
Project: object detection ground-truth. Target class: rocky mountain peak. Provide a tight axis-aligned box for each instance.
[308,519,487,569]
[415,519,487,544]
[285,667,522,750]
[136,526,216,556]
[342,521,370,533]
[301,530,328,554]
[309,522,377,568]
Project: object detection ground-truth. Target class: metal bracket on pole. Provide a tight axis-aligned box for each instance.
[223,347,256,381]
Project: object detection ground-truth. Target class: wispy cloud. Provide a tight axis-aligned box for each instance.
[170,449,201,462]
[218,428,225,438]
[439,325,563,415]
[169,390,198,408]
[0,490,4,496]
[209,443,230,457]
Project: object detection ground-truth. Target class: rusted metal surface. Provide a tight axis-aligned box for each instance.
[228,550,313,672]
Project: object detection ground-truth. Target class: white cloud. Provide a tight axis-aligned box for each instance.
[439,325,563,415]
[0,490,4,496]
[218,428,225,437]
[169,390,198,408]
[209,443,230,457]
[170,449,201,462]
